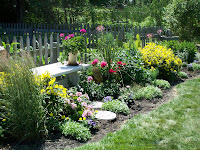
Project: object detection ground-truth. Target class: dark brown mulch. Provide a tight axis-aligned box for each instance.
[1,69,200,150]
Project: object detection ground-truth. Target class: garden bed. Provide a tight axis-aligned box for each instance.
[2,69,199,150]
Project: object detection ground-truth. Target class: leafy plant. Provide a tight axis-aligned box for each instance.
[178,71,188,79]
[163,40,197,63]
[60,121,91,142]
[152,79,170,90]
[102,100,130,115]
[134,85,162,100]
[1,53,46,142]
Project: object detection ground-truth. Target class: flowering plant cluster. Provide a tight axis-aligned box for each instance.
[140,43,182,77]
[58,29,86,63]
[91,58,126,83]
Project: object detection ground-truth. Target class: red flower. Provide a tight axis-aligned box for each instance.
[101,61,107,68]
[122,63,126,66]
[117,61,123,65]
[109,69,116,73]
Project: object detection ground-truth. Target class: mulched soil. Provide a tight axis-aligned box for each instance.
[1,68,200,150]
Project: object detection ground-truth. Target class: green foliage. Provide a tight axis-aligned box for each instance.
[140,16,157,27]
[135,34,141,49]
[134,85,162,100]
[162,0,200,41]
[0,53,46,142]
[60,121,91,142]
[152,79,170,89]
[195,52,200,62]
[178,71,188,79]
[163,40,197,63]
[102,100,130,115]
[190,63,200,71]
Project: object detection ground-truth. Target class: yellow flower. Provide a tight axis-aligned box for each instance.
[48,78,56,86]
[83,117,86,120]
[41,89,45,93]
[2,119,6,122]
[54,84,59,88]
[66,117,69,120]
[61,115,66,120]
[79,117,82,121]
[95,110,98,113]
[50,112,53,117]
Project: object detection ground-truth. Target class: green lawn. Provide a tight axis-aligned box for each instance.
[71,76,200,150]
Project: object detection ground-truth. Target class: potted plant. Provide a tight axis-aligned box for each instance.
[58,29,86,66]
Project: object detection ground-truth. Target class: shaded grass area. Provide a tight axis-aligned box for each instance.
[72,76,200,150]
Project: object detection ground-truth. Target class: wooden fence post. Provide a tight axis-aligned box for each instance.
[33,35,36,64]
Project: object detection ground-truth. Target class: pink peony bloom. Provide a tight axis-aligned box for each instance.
[101,61,107,68]
[77,97,82,102]
[71,103,77,109]
[81,102,87,107]
[76,92,82,97]
[87,76,93,82]
[80,29,86,34]
[60,33,64,37]
[87,105,93,109]
[65,36,69,40]
[91,59,98,65]
[109,69,116,73]
[117,61,123,65]
[123,63,126,66]
[68,34,74,39]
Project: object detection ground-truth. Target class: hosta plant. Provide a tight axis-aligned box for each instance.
[152,79,170,90]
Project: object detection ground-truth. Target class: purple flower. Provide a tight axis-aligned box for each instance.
[193,60,199,63]
[103,96,112,102]
[187,64,193,68]
[88,119,96,127]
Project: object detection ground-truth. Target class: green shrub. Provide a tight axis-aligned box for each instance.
[1,53,46,142]
[134,86,162,100]
[163,40,197,63]
[178,71,188,79]
[60,121,91,142]
[153,79,170,90]
[195,52,200,62]
[102,100,130,115]
[191,63,200,71]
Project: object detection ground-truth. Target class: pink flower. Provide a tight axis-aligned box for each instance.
[87,105,93,109]
[96,25,105,32]
[81,102,87,107]
[80,29,86,34]
[87,76,93,82]
[69,93,74,97]
[91,59,98,65]
[71,103,77,109]
[76,92,82,97]
[60,33,64,37]
[82,110,93,117]
[101,61,107,68]
[157,29,162,34]
[84,94,89,99]
[147,33,153,39]
[77,97,82,102]
[68,34,74,39]
[117,61,123,65]
[64,99,71,104]
[65,36,69,40]
[122,63,126,66]
[109,69,116,74]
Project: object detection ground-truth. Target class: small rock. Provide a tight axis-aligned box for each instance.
[95,110,116,120]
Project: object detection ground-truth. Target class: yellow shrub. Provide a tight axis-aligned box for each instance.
[140,43,182,75]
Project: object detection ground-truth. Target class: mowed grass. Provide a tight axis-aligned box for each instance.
[71,76,200,150]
